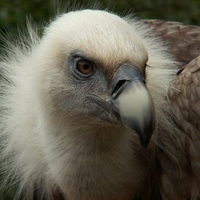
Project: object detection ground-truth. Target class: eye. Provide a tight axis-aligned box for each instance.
[76,60,94,75]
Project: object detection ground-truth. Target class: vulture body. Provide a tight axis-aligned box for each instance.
[0,9,200,200]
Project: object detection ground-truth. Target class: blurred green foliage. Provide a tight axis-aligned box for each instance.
[0,0,200,199]
[1,0,200,30]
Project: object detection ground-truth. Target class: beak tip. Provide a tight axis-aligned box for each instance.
[138,130,153,148]
[122,116,154,148]
[140,140,149,148]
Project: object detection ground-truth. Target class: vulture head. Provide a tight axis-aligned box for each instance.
[38,9,155,146]
[0,9,178,200]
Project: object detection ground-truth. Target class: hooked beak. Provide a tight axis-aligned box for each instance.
[87,65,155,147]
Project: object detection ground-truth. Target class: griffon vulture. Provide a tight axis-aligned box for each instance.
[0,9,200,200]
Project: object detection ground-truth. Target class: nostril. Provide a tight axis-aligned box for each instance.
[112,80,126,95]
[111,79,130,98]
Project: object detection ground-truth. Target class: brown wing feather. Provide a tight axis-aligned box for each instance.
[167,55,200,199]
[142,20,200,64]
[143,20,200,199]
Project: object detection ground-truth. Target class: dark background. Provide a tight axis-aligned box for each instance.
[0,0,200,199]
[1,0,200,31]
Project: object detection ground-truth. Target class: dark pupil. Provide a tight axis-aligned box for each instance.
[83,63,90,69]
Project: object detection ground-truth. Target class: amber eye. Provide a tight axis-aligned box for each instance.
[76,60,94,75]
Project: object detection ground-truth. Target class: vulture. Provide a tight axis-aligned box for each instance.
[0,9,200,200]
